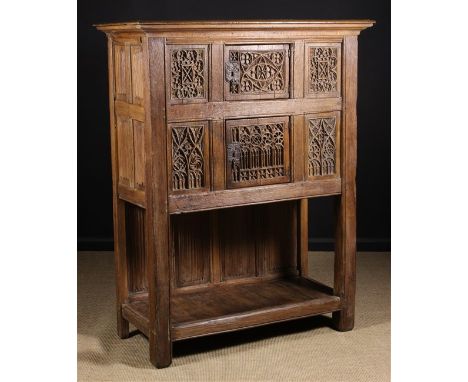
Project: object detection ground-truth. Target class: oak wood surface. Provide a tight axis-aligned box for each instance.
[97,19,374,368]
[333,36,358,331]
[168,178,342,213]
[147,37,172,368]
[122,276,341,341]
[166,97,342,122]
[107,36,129,339]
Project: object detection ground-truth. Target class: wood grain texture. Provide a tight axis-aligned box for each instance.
[172,278,341,340]
[210,43,224,102]
[167,97,342,122]
[211,119,225,191]
[116,116,134,188]
[96,20,375,34]
[333,36,358,332]
[121,277,341,341]
[256,202,296,276]
[130,44,145,105]
[168,178,342,214]
[133,120,145,191]
[125,204,147,293]
[172,212,211,288]
[118,184,145,208]
[147,37,172,368]
[292,40,305,98]
[219,206,257,280]
[114,100,145,122]
[292,114,305,182]
[298,198,309,277]
[107,37,129,339]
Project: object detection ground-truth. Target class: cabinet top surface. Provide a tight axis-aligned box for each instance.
[95,19,375,32]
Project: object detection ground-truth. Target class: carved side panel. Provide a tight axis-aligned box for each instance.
[113,43,130,102]
[133,120,145,191]
[166,45,208,104]
[115,116,146,191]
[172,212,211,288]
[305,43,341,98]
[169,121,210,192]
[116,116,135,187]
[224,44,290,100]
[130,45,144,105]
[112,39,146,194]
[306,111,341,179]
[225,116,290,188]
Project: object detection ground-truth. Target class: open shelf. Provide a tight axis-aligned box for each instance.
[122,277,341,341]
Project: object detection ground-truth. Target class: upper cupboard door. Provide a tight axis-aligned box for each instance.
[224,44,290,101]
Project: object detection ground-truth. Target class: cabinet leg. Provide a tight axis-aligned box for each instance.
[113,199,130,339]
[117,309,130,339]
[332,192,356,332]
[332,307,354,331]
[333,35,358,333]
[149,331,172,368]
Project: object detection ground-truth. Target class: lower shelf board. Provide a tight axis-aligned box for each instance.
[122,277,341,341]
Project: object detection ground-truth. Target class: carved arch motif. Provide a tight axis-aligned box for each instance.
[171,124,206,190]
[308,116,337,177]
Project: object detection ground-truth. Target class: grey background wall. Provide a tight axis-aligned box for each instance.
[78,0,390,251]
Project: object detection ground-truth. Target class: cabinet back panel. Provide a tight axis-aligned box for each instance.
[219,206,258,280]
[172,212,211,288]
[171,202,297,291]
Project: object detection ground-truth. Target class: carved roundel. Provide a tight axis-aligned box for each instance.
[224,45,290,100]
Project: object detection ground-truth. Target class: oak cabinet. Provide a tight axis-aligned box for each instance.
[96,19,374,368]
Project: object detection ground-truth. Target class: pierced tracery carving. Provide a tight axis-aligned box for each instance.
[308,117,336,177]
[170,48,207,100]
[227,122,286,184]
[226,49,287,95]
[171,124,205,190]
[309,47,338,94]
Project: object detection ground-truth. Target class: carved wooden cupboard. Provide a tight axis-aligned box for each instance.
[95,20,374,368]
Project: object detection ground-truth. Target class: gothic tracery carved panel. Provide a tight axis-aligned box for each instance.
[307,113,339,178]
[226,116,290,188]
[170,122,209,191]
[168,45,208,102]
[224,45,290,100]
[306,44,341,97]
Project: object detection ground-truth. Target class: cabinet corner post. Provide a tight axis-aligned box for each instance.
[146,36,172,367]
[333,35,358,332]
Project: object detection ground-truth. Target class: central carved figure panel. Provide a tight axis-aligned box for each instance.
[226,116,290,188]
[225,45,290,100]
